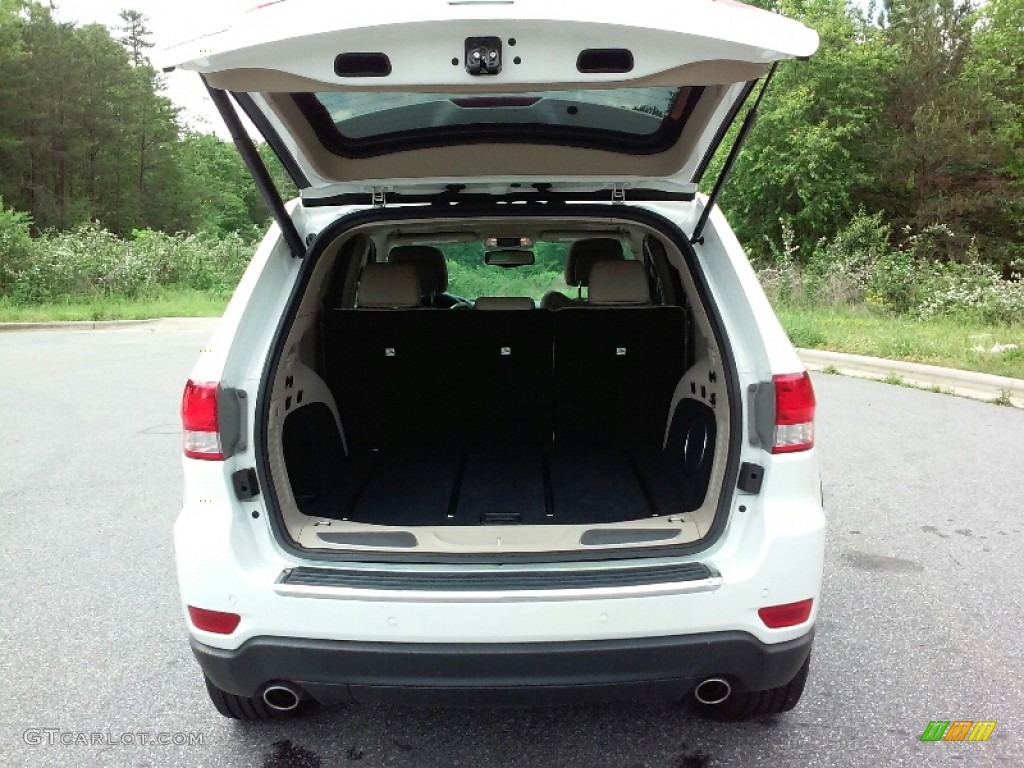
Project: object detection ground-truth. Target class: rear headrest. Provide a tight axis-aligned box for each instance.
[587,261,651,306]
[388,245,448,294]
[356,263,422,308]
[565,238,624,287]
[474,296,535,311]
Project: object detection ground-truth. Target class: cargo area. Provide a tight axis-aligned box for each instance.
[261,214,732,555]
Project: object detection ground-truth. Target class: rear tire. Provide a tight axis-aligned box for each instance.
[693,653,810,722]
[203,676,305,721]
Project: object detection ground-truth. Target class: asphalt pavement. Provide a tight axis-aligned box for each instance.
[0,325,1021,768]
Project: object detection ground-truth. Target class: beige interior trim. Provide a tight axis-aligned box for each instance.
[204,60,767,93]
[266,214,731,554]
[261,84,728,182]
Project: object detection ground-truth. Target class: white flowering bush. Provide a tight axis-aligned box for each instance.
[755,218,805,305]
[917,261,1024,323]
[4,223,255,304]
[756,212,1023,325]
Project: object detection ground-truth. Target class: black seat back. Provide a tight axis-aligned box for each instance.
[554,307,687,446]
[324,308,554,450]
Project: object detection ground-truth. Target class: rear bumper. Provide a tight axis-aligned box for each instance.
[192,628,814,706]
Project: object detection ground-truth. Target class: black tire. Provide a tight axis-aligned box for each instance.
[693,653,811,722]
[203,676,306,721]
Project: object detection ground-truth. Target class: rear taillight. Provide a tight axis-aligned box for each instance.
[187,606,241,635]
[181,380,223,461]
[758,599,814,629]
[772,372,815,454]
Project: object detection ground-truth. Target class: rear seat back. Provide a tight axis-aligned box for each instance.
[445,309,553,445]
[327,263,430,446]
[554,261,686,446]
[326,265,553,448]
[326,259,684,451]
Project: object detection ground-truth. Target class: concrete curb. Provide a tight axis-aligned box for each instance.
[0,319,161,333]
[798,349,1024,408]
[0,317,223,333]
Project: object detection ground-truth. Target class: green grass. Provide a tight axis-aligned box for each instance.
[0,288,229,323]
[776,305,1024,379]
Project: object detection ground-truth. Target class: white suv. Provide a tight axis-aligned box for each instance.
[166,0,824,721]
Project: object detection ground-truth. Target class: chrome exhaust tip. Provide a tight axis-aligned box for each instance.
[262,684,301,711]
[694,678,732,705]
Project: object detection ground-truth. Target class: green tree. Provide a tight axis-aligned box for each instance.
[875,0,1022,264]
[0,3,185,233]
[960,0,1024,265]
[117,8,153,66]
[178,133,263,234]
[717,0,893,260]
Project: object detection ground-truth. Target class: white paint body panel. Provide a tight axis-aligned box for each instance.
[175,199,825,653]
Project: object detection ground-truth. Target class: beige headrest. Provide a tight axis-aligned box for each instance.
[587,261,651,306]
[356,263,421,308]
[474,296,535,311]
[566,238,624,287]
[388,245,448,293]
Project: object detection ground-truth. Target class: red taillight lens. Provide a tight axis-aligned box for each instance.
[187,606,241,635]
[181,380,223,461]
[758,599,814,628]
[772,372,815,454]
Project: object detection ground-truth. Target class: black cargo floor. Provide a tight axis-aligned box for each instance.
[320,444,687,526]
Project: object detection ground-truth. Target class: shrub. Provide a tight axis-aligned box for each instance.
[916,260,1024,324]
[2,223,256,305]
[755,212,1024,325]
[0,199,35,298]
[805,210,894,306]
[756,218,805,305]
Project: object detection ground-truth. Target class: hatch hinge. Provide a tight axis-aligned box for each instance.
[611,184,627,204]
[370,187,387,207]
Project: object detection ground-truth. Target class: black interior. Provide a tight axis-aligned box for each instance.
[281,306,717,527]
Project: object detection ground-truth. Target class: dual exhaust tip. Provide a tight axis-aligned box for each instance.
[262,683,302,711]
[693,677,732,705]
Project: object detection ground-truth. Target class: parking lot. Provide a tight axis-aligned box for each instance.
[1,322,1021,767]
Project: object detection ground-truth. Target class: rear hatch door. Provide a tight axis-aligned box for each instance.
[162,0,818,203]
